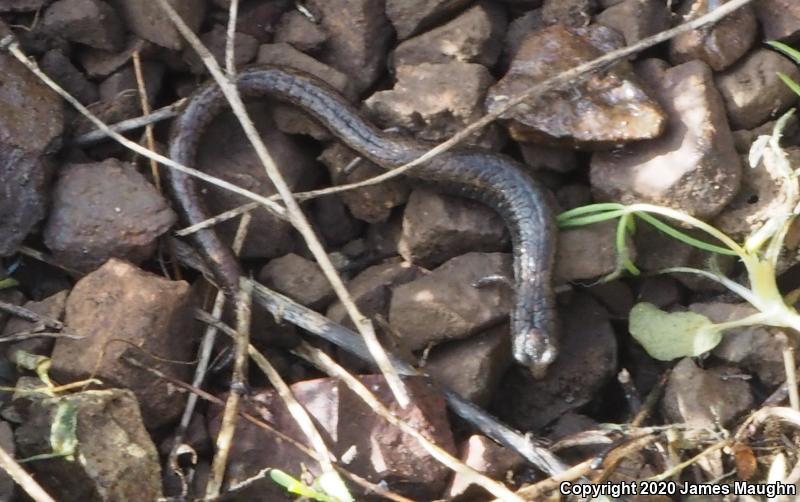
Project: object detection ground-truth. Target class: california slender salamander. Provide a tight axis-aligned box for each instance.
[168,66,559,377]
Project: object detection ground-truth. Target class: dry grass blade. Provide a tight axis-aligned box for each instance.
[153,0,410,408]
[224,0,239,76]
[71,98,185,146]
[295,342,524,502]
[0,445,56,502]
[206,277,253,497]
[175,201,261,236]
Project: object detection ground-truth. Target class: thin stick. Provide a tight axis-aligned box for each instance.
[132,51,161,191]
[154,0,410,408]
[170,212,251,487]
[0,300,63,331]
[70,99,184,146]
[176,201,260,236]
[225,0,239,76]
[0,446,56,502]
[784,346,799,411]
[206,277,253,497]
[295,343,523,502]
[248,344,349,499]
[123,355,413,502]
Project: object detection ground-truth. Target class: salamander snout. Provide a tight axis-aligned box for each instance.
[512,327,558,379]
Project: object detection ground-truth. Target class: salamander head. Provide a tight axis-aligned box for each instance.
[512,326,558,379]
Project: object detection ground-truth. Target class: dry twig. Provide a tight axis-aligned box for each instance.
[0,445,56,502]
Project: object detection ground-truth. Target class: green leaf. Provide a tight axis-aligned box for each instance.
[0,278,18,290]
[50,400,78,461]
[777,72,800,98]
[13,351,54,388]
[317,472,353,502]
[629,303,721,361]
[270,469,339,502]
[768,41,800,65]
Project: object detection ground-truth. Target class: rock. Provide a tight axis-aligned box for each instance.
[0,421,13,500]
[0,290,26,334]
[98,61,164,104]
[235,0,288,43]
[256,43,356,139]
[715,49,800,130]
[714,148,800,242]
[389,252,513,350]
[501,9,545,68]
[40,49,99,105]
[669,0,757,71]
[556,220,635,282]
[2,290,68,359]
[306,0,392,93]
[520,143,579,173]
[386,0,472,39]
[77,37,152,79]
[365,214,404,258]
[327,258,425,326]
[662,358,754,428]
[447,435,525,499]
[591,60,741,219]
[50,260,198,428]
[492,293,617,430]
[556,184,592,210]
[43,160,176,272]
[258,253,334,310]
[585,280,634,319]
[0,150,53,257]
[691,302,792,387]
[366,62,501,147]
[311,195,363,248]
[392,2,507,69]
[398,188,509,269]
[208,375,456,500]
[541,0,596,27]
[42,0,124,51]
[319,142,410,223]
[754,0,800,42]
[425,324,512,406]
[0,0,46,11]
[595,0,670,45]
[486,25,666,148]
[195,103,318,259]
[275,10,327,53]
[732,115,800,154]
[112,0,207,50]
[15,389,163,501]
[637,276,682,309]
[183,24,259,74]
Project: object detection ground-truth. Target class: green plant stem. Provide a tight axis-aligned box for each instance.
[558,209,627,228]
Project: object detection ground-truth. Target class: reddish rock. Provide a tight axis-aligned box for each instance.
[425,324,513,406]
[487,25,665,148]
[669,0,757,71]
[662,358,753,428]
[319,142,410,224]
[42,0,124,51]
[77,37,153,79]
[595,0,670,45]
[275,10,327,53]
[386,0,472,39]
[591,60,741,219]
[306,0,392,93]
[112,0,207,51]
[754,0,800,42]
[492,293,617,430]
[366,62,500,147]
[389,252,512,350]
[258,253,334,310]
[399,188,509,269]
[15,389,163,501]
[208,376,456,500]
[715,49,800,130]
[392,2,507,69]
[183,24,259,74]
[195,103,318,259]
[501,9,545,68]
[43,160,176,272]
[447,435,525,499]
[50,260,198,428]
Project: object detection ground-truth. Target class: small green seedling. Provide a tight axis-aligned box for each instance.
[270,469,353,502]
[559,107,800,361]
[0,278,18,290]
